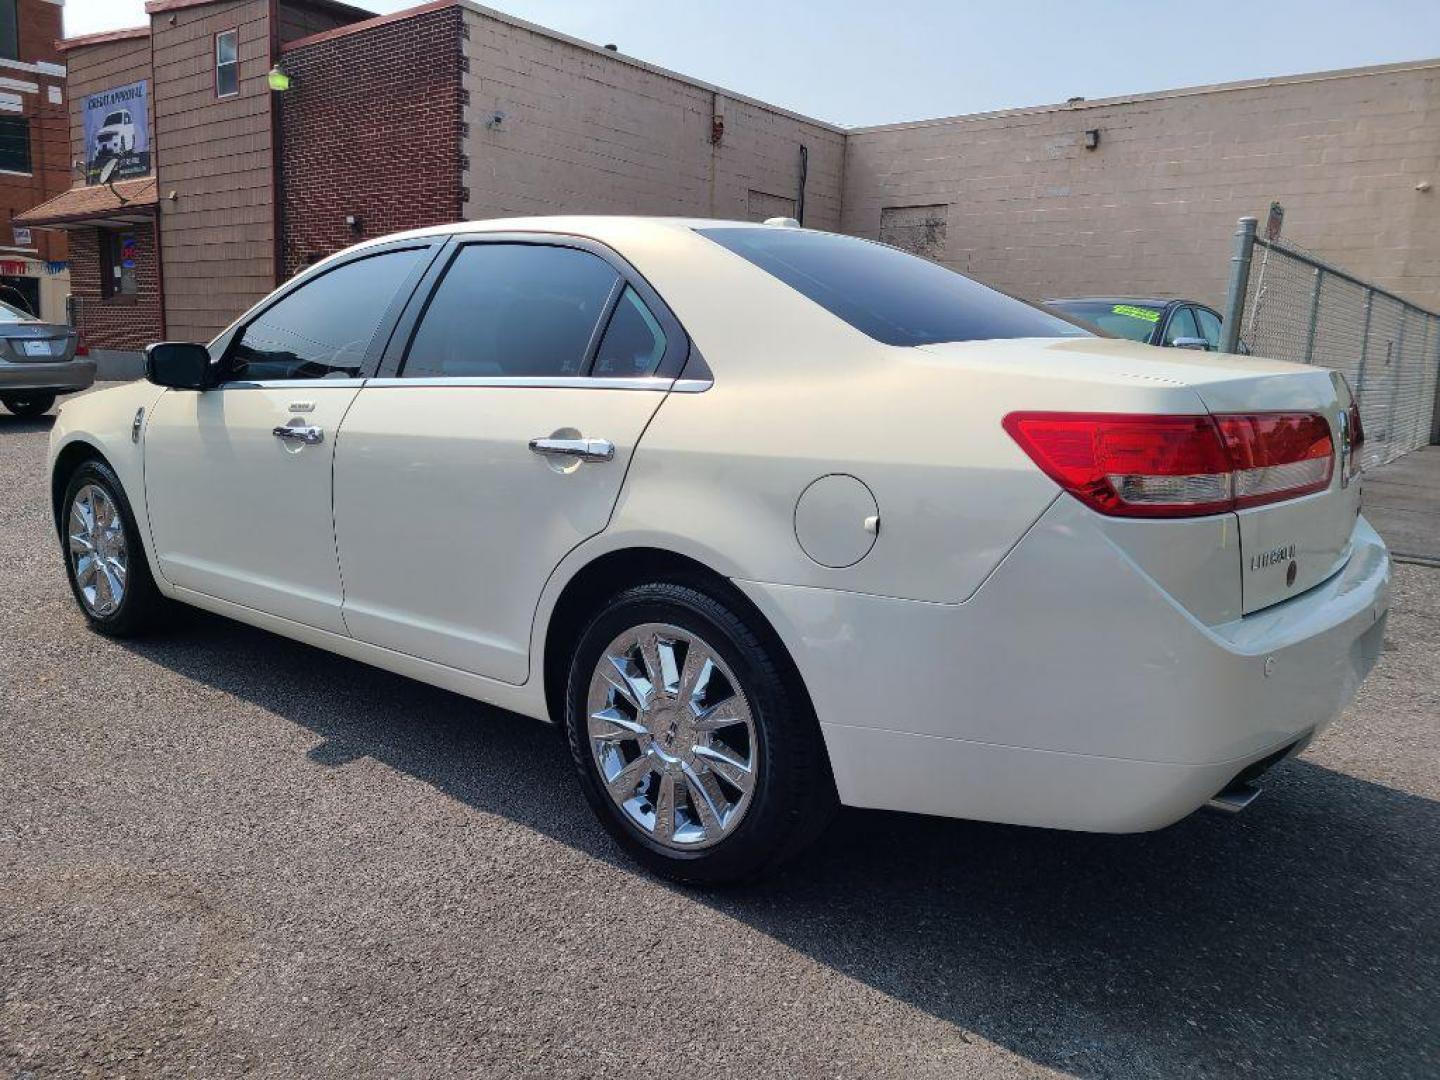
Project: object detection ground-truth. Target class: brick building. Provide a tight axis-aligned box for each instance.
[15,0,1440,371]
[0,0,70,323]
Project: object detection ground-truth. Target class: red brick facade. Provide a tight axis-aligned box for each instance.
[67,223,164,350]
[277,5,465,278]
[0,0,70,267]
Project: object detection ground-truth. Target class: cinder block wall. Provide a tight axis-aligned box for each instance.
[842,60,1440,311]
[460,6,846,229]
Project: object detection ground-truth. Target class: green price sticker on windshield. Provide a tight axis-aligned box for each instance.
[1112,304,1161,323]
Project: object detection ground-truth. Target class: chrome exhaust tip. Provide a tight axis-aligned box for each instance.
[1206,781,1262,815]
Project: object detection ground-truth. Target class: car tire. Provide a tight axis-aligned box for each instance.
[60,459,165,637]
[2,392,56,417]
[565,582,835,884]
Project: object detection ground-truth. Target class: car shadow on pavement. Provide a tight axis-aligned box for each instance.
[0,414,56,434]
[120,607,1439,1078]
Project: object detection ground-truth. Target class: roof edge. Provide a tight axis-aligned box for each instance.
[455,0,847,134]
[281,0,458,52]
[55,26,151,52]
[850,56,1440,134]
[282,0,846,134]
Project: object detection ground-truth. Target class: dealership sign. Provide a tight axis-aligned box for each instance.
[84,80,151,185]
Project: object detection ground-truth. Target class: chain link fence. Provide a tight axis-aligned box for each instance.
[1221,217,1440,471]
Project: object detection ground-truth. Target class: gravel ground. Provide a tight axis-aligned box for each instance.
[2,403,1437,1079]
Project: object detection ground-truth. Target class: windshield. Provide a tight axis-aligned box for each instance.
[104,112,127,126]
[1046,300,1162,342]
[698,227,1091,347]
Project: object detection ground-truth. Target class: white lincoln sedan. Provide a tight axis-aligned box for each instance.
[48,217,1390,882]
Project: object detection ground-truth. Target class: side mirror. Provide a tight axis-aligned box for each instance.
[145,341,213,389]
[1171,336,1211,351]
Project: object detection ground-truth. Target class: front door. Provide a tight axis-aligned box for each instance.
[333,238,686,684]
[143,244,432,634]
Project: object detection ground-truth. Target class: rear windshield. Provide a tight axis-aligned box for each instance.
[1046,299,1160,342]
[698,227,1091,347]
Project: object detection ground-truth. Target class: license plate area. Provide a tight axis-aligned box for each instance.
[21,339,54,357]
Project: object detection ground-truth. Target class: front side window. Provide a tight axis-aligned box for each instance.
[593,286,666,377]
[403,243,620,379]
[215,29,239,97]
[228,248,425,381]
[101,230,138,298]
[699,227,1089,347]
[1194,307,1223,350]
[1163,306,1200,346]
[0,0,17,62]
[0,117,30,173]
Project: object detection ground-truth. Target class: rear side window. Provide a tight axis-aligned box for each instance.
[229,247,424,381]
[593,286,666,377]
[698,227,1089,347]
[403,244,619,379]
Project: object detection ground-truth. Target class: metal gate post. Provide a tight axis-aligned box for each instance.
[1220,217,1257,355]
[1302,267,1324,364]
[1355,289,1374,399]
[1386,308,1408,449]
[1430,314,1440,445]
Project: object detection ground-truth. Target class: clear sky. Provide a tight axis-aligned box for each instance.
[62,0,1440,127]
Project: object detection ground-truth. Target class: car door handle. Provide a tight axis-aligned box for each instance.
[273,424,324,445]
[528,437,614,463]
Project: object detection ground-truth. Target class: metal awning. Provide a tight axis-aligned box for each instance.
[16,178,158,230]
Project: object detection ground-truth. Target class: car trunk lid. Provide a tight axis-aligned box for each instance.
[1,322,78,363]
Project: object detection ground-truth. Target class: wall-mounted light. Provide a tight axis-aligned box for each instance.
[1084,128,1101,150]
[267,65,292,92]
[345,214,362,234]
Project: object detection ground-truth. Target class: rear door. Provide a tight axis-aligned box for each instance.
[332,235,690,684]
[144,243,434,632]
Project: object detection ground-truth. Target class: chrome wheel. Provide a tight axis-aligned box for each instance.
[68,483,128,617]
[586,622,759,850]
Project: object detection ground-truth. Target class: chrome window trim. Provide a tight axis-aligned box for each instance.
[212,376,713,392]
[362,375,708,392]
[213,378,368,390]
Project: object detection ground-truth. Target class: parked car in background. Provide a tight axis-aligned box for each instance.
[47,219,1388,883]
[1045,296,1236,351]
[0,299,89,417]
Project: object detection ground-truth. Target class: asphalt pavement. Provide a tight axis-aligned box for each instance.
[2,399,1437,1079]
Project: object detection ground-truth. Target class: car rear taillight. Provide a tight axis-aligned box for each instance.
[1003,411,1334,518]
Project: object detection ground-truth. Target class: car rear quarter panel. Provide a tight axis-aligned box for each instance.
[608,345,1213,605]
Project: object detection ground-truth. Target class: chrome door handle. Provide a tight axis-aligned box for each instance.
[528,437,614,463]
[273,424,324,445]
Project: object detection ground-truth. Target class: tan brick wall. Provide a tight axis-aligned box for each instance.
[151,0,276,344]
[460,6,845,229]
[842,60,1440,312]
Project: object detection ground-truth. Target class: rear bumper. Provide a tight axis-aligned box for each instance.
[737,502,1390,832]
[0,358,96,394]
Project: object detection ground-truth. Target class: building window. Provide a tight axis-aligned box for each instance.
[216,29,239,97]
[0,117,30,173]
[0,0,17,63]
[102,230,138,299]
